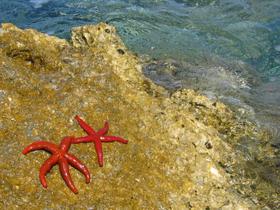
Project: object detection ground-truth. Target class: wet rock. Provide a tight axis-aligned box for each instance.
[0,23,278,209]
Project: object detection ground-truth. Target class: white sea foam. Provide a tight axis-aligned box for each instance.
[30,0,51,8]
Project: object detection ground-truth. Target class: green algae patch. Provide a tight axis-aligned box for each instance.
[0,23,278,209]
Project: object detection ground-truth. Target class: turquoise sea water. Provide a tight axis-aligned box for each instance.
[3,0,279,139]
[1,1,280,71]
[1,0,280,191]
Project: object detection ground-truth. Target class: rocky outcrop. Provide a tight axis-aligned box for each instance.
[0,23,277,209]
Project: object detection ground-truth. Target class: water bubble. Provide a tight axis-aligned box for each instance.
[29,0,51,9]
[274,45,280,52]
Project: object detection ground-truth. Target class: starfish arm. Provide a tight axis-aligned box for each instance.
[101,136,128,144]
[65,153,90,183]
[71,136,93,144]
[22,141,58,155]
[59,137,74,152]
[94,140,103,167]
[58,158,78,194]
[39,155,59,188]
[97,121,109,135]
[75,115,95,135]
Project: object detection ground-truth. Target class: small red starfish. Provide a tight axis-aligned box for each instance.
[73,115,128,167]
[22,136,90,194]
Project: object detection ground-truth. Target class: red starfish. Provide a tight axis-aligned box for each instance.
[22,136,90,194]
[73,115,128,167]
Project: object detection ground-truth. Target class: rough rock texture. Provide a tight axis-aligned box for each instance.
[0,23,278,209]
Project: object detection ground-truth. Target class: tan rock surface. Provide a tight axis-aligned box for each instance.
[0,23,278,209]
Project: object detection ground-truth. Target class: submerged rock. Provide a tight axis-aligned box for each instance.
[0,23,278,209]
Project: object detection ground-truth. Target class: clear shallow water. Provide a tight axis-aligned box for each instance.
[1,0,280,163]
[7,1,278,137]
[1,0,280,71]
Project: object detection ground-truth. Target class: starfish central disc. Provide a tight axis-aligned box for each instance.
[73,115,128,167]
[22,136,90,194]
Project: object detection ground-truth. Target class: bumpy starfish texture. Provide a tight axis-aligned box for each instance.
[73,115,128,167]
[22,137,90,194]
